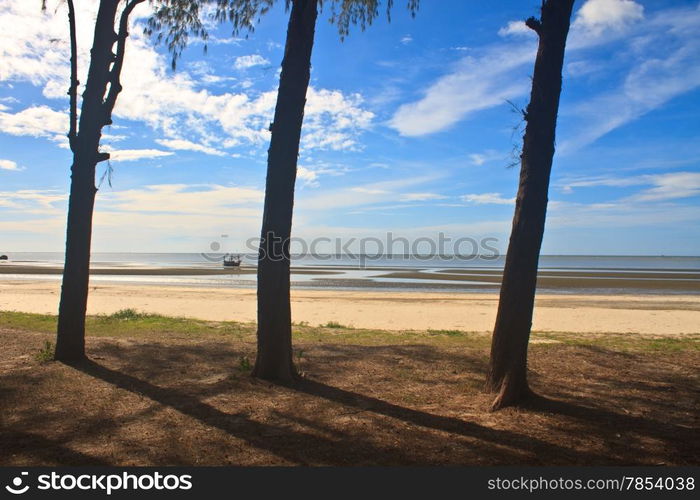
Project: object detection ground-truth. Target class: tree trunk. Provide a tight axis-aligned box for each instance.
[55,0,121,363]
[486,0,575,409]
[253,0,318,383]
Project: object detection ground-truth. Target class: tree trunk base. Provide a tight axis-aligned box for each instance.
[54,351,87,365]
[251,362,300,386]
[490,376,536,411]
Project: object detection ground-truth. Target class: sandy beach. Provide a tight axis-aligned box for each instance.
[1,279,698,335]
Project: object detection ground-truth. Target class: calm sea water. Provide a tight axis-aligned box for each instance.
[5,252,700,271]
[2,252,699,294]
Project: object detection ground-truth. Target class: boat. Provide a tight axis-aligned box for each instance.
[0,255,8,261]
[223,254,242,267]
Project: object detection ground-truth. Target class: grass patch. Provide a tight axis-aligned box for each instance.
[34,340,54,364]
[106,308,150,321]
[0,310,697,353]
[322,321,349,329]
[428,329,464,337]
[237,355,252,372]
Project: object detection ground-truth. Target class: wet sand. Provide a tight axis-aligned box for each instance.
[0,264,334,276]
[376,269,700,292]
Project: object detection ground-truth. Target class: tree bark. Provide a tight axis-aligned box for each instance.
[253,0,318,383]
[55,0,126,363]
[486,0,575,409]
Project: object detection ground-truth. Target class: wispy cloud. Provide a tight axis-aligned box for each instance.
[0,158,23,171]
[298,176,440,211]
[234,54,271,70]
[156,138,227,157]
[297,163,348,188]
[389,0,700,153]
[0,189,66,213]
[469,150,505,166]
[497,20,532,37]
[389,42,534,136]
[100,183,263,215]
[559,171,700,202]
[399,192,447,202]
[627,172,700,202]
[461,193,514,205]
[106,148,174,162]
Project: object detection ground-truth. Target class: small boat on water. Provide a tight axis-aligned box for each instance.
[223,254,242,267]
[0,255,8,261]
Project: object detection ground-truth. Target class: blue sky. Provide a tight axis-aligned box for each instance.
[0,0,699,255]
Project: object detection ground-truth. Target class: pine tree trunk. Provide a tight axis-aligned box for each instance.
[486,0,575,409]
[253,0,318,383]
[55,0,121,363]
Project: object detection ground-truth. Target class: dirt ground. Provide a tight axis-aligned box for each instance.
[1,328,698,466]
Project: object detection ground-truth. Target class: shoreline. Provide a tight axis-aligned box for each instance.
[1,263,698,294]
[1,279,698,335]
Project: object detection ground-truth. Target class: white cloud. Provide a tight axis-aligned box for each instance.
[469,150,504,166]
[629,172,700,202]
[399,192,447,202]
[0,159,23,171]
[0,1,373,156]
[400,35,413,45]
[389,0,677,142]
[106,148,174,162]
[298,176,439,211]
[561,6,700,152]
[498,20,532,37]
[100,183,263,215]
[297,166,319,187]
[389,43,535,136]
[559,172,700,202]
[296,163,348,188]
[0,183,265,251]
[461,193,514,205]
[301,88,375,151]
[546,199,699,229]
[156,138,227,157]
[0,189,66,213]
[0,105,66,141]
[559,174,643,193]
[234,54,271,70]
[574,0,644,33]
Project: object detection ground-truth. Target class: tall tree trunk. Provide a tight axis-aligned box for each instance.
[55,0,122,363]
[253,0,318,383]
[486,0,575,409]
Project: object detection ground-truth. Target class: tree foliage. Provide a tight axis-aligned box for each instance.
[146,0,419,68]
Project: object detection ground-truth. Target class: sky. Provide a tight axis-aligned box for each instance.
[0,0,699,256]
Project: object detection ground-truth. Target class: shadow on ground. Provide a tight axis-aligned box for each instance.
[1,330,698,465]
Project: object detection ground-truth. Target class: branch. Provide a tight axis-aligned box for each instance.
[525,16,542,36]
[102,0,144,125]
[67,0,78,152]
[95,151,111,163]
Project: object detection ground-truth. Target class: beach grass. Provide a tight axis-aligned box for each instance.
[1,309,697,352]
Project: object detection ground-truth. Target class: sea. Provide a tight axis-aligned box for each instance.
[1,252,699,295]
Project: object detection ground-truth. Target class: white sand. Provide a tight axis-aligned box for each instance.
[1,280,699,335]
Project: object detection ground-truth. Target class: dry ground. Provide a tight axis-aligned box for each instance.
[0,312,698,466]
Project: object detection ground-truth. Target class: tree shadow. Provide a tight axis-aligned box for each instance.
[3,335,696,465]
[70,359,425,465]
[291,377,619,464]
[0,430,112,466]
[68,357,616,465]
